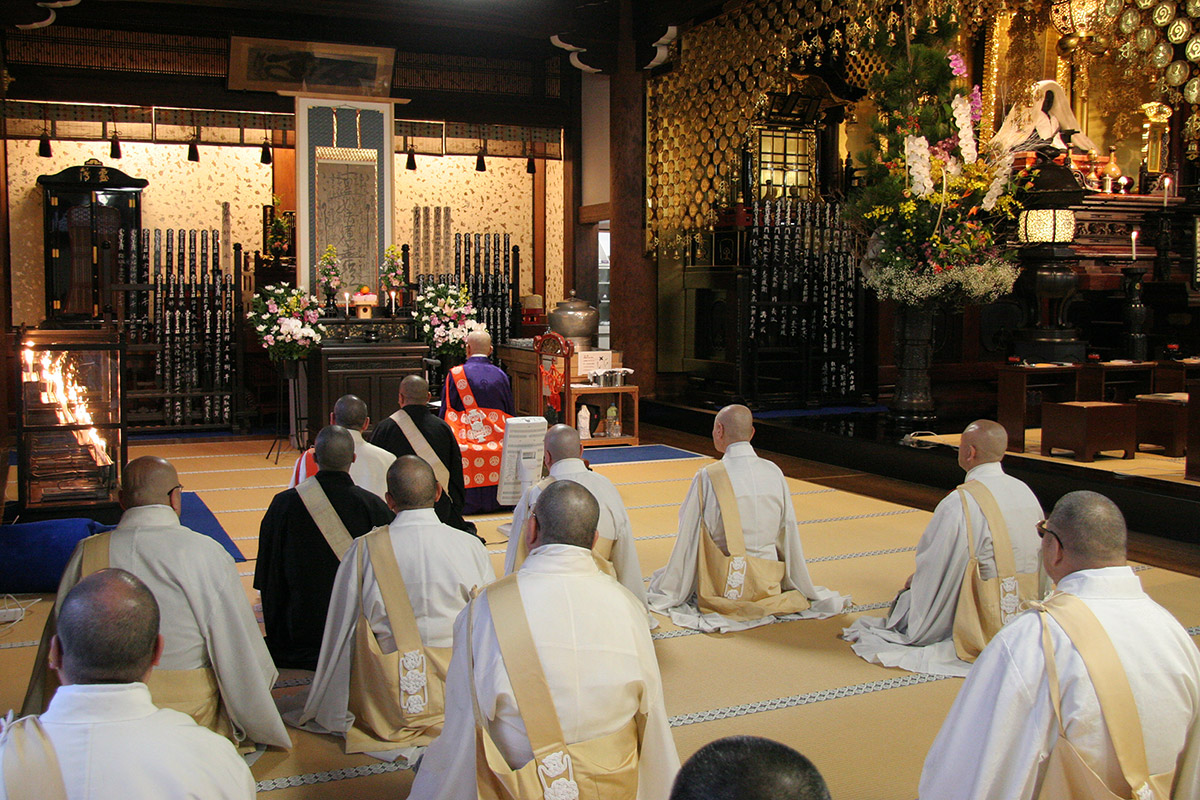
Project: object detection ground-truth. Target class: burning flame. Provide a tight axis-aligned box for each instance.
[23,344,113,467]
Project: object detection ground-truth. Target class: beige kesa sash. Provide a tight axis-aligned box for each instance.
[952,481,1041,662]
[295,477,355,560]
[471,575,642,800]
[1,716,69,800]
[1034,593,1173,800]
[391,409,452,492]
[344,526,450,754]
[22,533,240,748]
[695,462,808,622]
[511,477,617,579]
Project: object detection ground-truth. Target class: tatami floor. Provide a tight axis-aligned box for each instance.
[3,427,1199,799]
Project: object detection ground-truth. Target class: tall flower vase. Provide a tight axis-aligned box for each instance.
[890,303,938,430]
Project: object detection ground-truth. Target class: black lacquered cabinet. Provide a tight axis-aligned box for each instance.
[38,160,147,323]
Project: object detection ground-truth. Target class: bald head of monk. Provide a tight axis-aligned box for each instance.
[1042,490,1127,583]
[399,375,430,408]
[120,455,183,517]
[332,393,369,431]
[528,480,599,552]
[465,330,493,358]
[958,419,1009,473]
[314,425,355,472]
[712,404,755,453]
[52,568,163,686]
[386,454,441,513]
[544,424,583,467]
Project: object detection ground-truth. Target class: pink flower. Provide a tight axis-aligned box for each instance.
[263,334,275,345]
[969,85,983,123]
[430,315,440,325]
[948,52,967,78]
[305,309,319,323]
[266,300,278,314]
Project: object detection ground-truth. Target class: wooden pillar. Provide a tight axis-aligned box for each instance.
[533,156,547,299]
[609,0,656,395]
[1,49,13,454]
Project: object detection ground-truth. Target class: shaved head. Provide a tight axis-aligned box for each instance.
[466,330,493,357]
[714,404,754,452]
[959,419,1008,471]
[533,480,599,549]
[387,455,438,510]
[57,569,160,685]
[671,736,831,800]
[400,375,430,406]
[314,425,355,472]
[545,424,582,463]
[121,456,180,509]
[333,394,369,430]
[1047,490,1127,566]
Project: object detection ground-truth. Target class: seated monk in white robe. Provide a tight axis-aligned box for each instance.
[505,424,650,615]
[22,456,290,751]
[409,481,680,800]
[843,420,1047,677]
[1,570,255,799]
[286,456,494,761]
[647,404,850,633]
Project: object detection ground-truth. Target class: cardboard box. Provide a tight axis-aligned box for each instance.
[570,350,620,380]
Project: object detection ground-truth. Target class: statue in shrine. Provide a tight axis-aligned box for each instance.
[990,80,1097,163]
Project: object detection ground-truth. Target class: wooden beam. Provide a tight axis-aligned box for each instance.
[578,202,611,224]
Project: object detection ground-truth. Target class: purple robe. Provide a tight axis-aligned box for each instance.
[439,355,515,513]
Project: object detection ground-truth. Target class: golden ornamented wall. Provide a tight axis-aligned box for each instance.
[8,139,271,326]
[392,154,564,307]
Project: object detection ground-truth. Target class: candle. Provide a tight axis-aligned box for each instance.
[344,291,350,316]
[389,290,395,315]
[1131,229,1139,261]
[1164,176,1172,207]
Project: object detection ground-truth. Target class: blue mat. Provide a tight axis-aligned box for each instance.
[584,444,702,464]
[754,405,887,419]
[1,492,243,594]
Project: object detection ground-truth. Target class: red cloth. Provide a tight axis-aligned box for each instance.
[443,365,510,488]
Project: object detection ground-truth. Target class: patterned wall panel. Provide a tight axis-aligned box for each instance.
[391,154,565,307]
[8,140,271,326]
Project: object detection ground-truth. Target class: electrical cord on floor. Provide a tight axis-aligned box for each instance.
[899,431,941,449]
[0,595,40,632]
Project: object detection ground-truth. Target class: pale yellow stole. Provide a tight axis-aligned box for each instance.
[952,480,1041,662]
[1034,593,1174,800]
[1,716,68,800]
[344,526,451,753]
[21,532,238,746]
[391,409,452,493]
[295,476,355,559]
[696,462,809,622]
[470,575,642,800]
[511,477,617,577]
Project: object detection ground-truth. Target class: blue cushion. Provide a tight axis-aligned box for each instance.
[0,518,115,594]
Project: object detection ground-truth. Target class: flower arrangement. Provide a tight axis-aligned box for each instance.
[247,283,326,361]
[846,17,1021,308]
[413,283,486,361]
[380,245,406,294]
[316,245,342,297]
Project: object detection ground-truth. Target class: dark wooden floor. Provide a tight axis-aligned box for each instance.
[643,423,1200,578]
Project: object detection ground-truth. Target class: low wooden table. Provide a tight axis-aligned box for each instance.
[997,364,1081,452]
[1135,393,1189,457]
[1041,401,1137,462]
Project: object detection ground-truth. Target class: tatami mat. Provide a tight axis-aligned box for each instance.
[2,436,1198,800]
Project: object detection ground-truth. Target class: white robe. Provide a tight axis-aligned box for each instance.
[289,429,396,501]
[0,683,255,800]
[288,508,494,757]
[505,457,649,605]
[842,461,1046,676]
[646,441,850,632]
[920,567,1200,799]
[49,505,290,748]
[409,544,680,800]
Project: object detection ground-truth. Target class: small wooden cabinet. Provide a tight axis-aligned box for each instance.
[567,383,639,446]
[307,341,428,437]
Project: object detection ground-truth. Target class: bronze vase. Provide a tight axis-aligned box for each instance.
[891,303,938,429]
